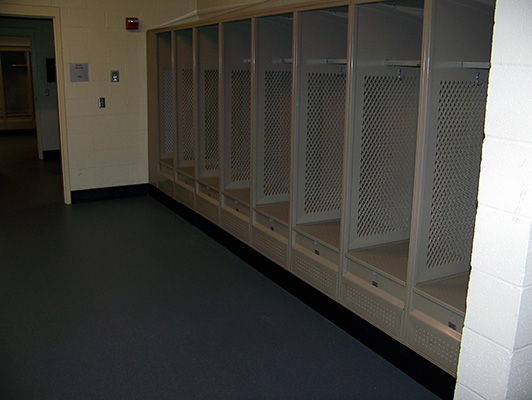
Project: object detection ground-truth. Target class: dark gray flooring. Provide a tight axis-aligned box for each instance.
[0,134,440,399]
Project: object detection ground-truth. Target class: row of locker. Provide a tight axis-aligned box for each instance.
[147,0,495,376]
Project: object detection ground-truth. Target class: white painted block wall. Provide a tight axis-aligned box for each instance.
[1,0,195,192]
[455,0,532,399]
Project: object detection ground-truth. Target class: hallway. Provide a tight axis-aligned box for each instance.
[0,134,442,399]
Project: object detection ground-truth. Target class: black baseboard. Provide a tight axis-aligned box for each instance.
[71,183,149,203]
[149,185,456,400]
[43,150,61,161]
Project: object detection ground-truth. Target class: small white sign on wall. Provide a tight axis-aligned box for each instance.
[70,63,89,82]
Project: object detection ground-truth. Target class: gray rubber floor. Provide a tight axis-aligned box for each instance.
[0,134,440,399]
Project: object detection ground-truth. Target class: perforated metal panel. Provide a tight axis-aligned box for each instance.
[304,72,346,215]
[292,248,337,298]
[162,68,173,155]
[263,70,292,196]
[181,68,194,162]
[230,70,251,183]
[204,69,219,171]
[252,225,288,267]
[427,80,486,270]
[343,280,402,337]
[357,75,417,238]
[196,195,219,224]
[222,209,250,243]
[175,184,194,209]
[409,315,460,374]
[157,179,173,198]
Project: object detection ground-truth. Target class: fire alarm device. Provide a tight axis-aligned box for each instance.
[126,17,139,30]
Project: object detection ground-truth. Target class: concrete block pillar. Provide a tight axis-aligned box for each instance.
[455,1,532,399]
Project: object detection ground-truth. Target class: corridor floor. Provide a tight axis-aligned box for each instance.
[0,134,442,399]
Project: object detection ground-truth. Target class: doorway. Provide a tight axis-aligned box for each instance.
[0,16,64,205]
[0,37,35,132]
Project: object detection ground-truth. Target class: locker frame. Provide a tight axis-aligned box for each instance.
[404,0,494,375]
[251,13,294,269]
[220,19,253,243]
[195,23,222,224]
[339,1,423,341]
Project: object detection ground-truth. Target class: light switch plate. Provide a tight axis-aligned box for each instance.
[98,97,105,108]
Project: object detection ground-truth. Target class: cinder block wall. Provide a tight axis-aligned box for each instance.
[1,0,195,192]
[455,1,532,398]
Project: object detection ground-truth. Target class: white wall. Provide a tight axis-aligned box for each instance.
[455,0,532,398]
[1,0,195,192]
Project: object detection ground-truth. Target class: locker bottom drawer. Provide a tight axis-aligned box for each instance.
[157,179,174,198]
[292,245,338,299]
[221,207,250,244]
[196,193,219,224]
[341,273,403,338]
[175,182,194,209]
[407,310,461,375]
[252,223,288,268]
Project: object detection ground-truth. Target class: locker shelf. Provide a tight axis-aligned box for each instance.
[224,187,250,206]
[197,176,219,190]
[461,62,490,69]
[346,241,409,285]
[176,165,195,178]
[255,202,289,226]
[384,59,421,67]
[415,273,469,316]
[294,220,340,251]
[159,157,174,168]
